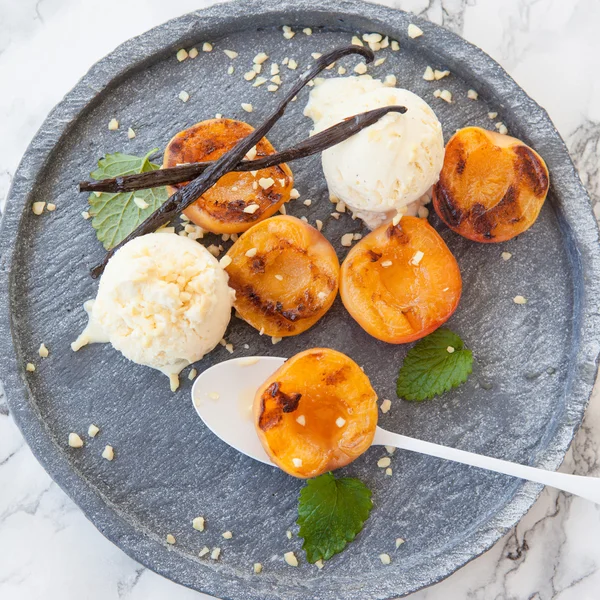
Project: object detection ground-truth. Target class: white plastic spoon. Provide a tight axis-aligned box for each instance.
[192,356,600,504]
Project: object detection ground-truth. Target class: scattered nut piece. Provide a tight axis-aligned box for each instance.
[338,66,347,75]
[274,274,283,281]
[381,260,393,268]
[178,91,190,102]
[290,188,300,200]
[315,559,324,570]
[396,538,405,548]
[282,25,295,39]
[199,546,210,557]
[341,233,355,247]
[447,346,455,354]
[241,103,253,113]
[270,74,282,84]
[224,49,238,59]
[26,362,36,372]
[354,62,368,75]
[331,212,341,220]
[501,252,512,261]
[296,415,306,426]
[193,516,205,531]
[433,89,442,98]
[102,445,114,461]
[253,562,263,574]
[407,24,423,38]
[383,74,397,87]
[434,69,450,80]
[133,196,149,210]
[46,203,56,211]
[423,66,435,81]
[488,111,498,119]
[211,547,221,560]
[244,70,257,81]
[267,84,279,92]
[187,368,197,381]
[379,553,391,565]
[303,199,312,207]
[467,89,479,100]
[108,118,119,131]
[377,457,391,468]
[188,47,199,59]
[219,255,232,268]
[335,417,346,428]
[417,206,429,219]
[292,457,303,468]
[272,336,282,345]
[440,89,452,103]
[315,219,323,231]
[227,65,234,75]
[127,127,136,139]
[303,27,312,35]
[284,551,298,567]
[385,468,393,476]
[245,247,258,258]
[38,343,49,358]
[258,177,275,189]
[311,52,322,60]
[88,424,100,437]
[81,211,90,220]
[222,531,233,539]
[513,295,527,305]
[239,357,260,366]
[202,42,213,52]
[166,534,176,544]
[498,123,508,135]
[286,530,292,539]
[409,250,424,266]
[391,40,400,51]
[374,57,386,67]
[392,212,402,226]
[68,432,83,448]
[243,204,260,216]
[254,52,269,64]
[288,59,298,70]
[32,201,46,215]
[176,49,188,62]
[351,35,364,47]
[380,399,392,414]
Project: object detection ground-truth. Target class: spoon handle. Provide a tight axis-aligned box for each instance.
[373,427,599,504]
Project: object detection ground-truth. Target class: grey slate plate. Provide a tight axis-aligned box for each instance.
[1,1,600,598]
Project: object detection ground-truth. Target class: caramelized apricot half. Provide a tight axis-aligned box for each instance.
[433,126,549,243]
[225,215,339,337]
[340,216,461,344]
[254,348,378,478]
[163,118,293,234]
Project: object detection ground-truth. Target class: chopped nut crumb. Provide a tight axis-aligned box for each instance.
[241,103,253,113]
[108,118,119,130]
[396,538,405,548]
[202,42,213,52]
[300,216,308,223]
[272,336,282,345]
[303,199,312,207]
[410,250,424,266]
[169,373,179,393]
[315,219,323,231]
[286,530,292,539]
[338,66,347,75]
[282,57,289,65]
[434,69,450,80]
[270,74,282,84]
[296,415,306,426]
[188,368,197,381]
[253,562,263,574]
[270,63,280,76]
[244,70,257,81]
[379,553,391,565]
[385,467,393,476]
[423,66,435,81]
[381,260,393,268]
[193,516,205,531]
[351,35,364,47]
[380,399,392,414]
[219,255,232,268]
[447,346,455,354]
[311,52,322,60]
[188,47,198,59]
[239,357,260,366]
[227,65,234,75]
[274,274,283,281]
[498,123,508,135]
[383,74,396,87]
[282,25,295,39]
[354,62,368,75]
[127,127,136,139]
[417,206,429,219]
[392,212,403,226]
[166,534,176,545]
[243,203,260,214]
[287,59,298,70]
[68,432,83,447]
[88,424,100,437]
[38,343,49,358]
[488,111,498,119]
[81,211,90,220]
[374,57,386,67]
[513,295,527,305]
[284,551,298,566]
[46,202,56,211]
[245,145,257,160]
[335,417,346,428]
[407,24,423,38]
[501,252,512,261]
[253,52,269,65]
[222,531,233,539]
[315,559,324,569]
[331,212,341,220]
[290,188,300,200]
[178,90,190,102]
[377,456,391,468]
[303,27,312,35]
[353,233,362,241]
[391,40,400,51]
[440,89,452,103]
[211,547,221,560]
[433,89,442,98]
[341,233,354,247]
[292,457,303,468]
[32,201,46,215]
[134,196,149,210]
[258,177,275,189]
[26,362,36,372]
[199,546,210,557]
[245,247,258,258]
[225,343,234,354]
[267,84,279,92]
[336,201,346,213]
[224,49,238,59]
[176,48,188,62]
[102,445,114,461]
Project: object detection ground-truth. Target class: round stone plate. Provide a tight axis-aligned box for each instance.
[1,1,599,598]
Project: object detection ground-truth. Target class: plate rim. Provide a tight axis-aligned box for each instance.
[1,0,600,598]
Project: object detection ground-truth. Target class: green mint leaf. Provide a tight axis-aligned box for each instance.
[396,328,473,402]
[88,149,168,250]
[297,472,372,563]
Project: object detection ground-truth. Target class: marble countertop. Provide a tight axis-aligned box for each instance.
[1,0,599,598]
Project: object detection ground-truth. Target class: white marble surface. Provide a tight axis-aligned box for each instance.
[1,0,600,598]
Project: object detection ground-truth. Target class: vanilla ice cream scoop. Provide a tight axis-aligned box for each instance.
[304,76,444,228]
[72,233,235,391]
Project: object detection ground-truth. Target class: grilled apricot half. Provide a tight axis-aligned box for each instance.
[163,118,293,234]
[340,216,461,344]
[254,348,378,478]
[225,216,339,337]
[433,126,549,243]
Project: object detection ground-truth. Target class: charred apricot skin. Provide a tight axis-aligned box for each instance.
[340,216,462,344]
[163,118,293,234]
[433,126,549,243]
[225,215,339,337]
[253,348,378,478]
